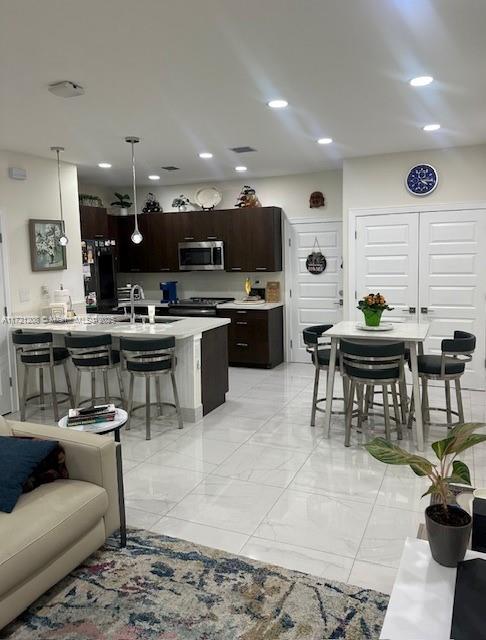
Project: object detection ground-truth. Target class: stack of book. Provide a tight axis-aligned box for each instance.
[67,404,116,427]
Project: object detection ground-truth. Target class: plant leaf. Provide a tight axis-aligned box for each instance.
[365,438,434,476]
[445,423,486,455]
[448,460,472,485]
[451,434,486,456]
[431,436,455,461]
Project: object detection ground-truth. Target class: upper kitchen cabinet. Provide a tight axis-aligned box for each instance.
[144,213,179,272]
[170,211,227,243]
[116,215,149,273]
[225,207,282,272]
[79,205,109,239]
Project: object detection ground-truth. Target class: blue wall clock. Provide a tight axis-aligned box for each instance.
[406,164,438,196]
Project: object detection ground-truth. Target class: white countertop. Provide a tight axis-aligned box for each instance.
[9,314,230,340]
[119,299,284,311]
[381,537,486,640]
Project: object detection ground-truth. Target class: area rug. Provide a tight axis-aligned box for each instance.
[1,528,388,640]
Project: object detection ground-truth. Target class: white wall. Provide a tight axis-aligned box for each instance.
[0,150,84,314]
[342,143,486,306]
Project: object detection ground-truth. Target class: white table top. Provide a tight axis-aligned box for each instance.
[58,408,128,434]
[325,320,429,342]
[380,538,486,640]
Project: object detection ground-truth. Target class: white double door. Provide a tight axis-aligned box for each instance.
[288,219,343,363]
[356,209,486,390]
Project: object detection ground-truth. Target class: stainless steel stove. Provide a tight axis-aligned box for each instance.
[168,297,234,317]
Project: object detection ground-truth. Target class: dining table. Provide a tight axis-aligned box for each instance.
[322,320,430,451]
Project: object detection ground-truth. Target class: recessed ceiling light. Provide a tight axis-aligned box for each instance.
[410,75,434,87]
[267,99,288,109]
[317,137,333,145]
[148,174,160,180]
[235,166,247,172]
[198,152,213,159]
[98,162,112,168]
[423,123,441,131]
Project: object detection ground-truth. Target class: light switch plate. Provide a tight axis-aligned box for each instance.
[19,288,30,303]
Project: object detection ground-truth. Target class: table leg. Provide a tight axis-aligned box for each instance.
[114,437,127,548]
[324,337,338,438]
[409,342,424,451]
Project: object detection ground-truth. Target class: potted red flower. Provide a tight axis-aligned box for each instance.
[357,292,393,327]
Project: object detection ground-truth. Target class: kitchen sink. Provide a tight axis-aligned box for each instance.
[117,315,181,324]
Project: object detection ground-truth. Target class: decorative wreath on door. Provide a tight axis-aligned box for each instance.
[305,237,327,274]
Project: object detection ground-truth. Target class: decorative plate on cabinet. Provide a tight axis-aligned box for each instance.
[406,164,438,196]
[195,187,222,210]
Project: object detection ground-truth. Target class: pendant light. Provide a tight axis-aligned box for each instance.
[125,136,142,244]
[51,146,69,246]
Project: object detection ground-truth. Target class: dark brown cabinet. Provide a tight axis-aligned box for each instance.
[217,306,284,368]
[107,207,282,274]
[79,206,109,239]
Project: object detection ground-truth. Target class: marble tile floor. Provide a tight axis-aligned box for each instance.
[8,362,486,596]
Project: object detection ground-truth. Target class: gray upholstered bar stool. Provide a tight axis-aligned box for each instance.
[12,330,73,421]
[340,339,405,446]
[120,336,183,440]
[303,324,345,427]
[408,330,475,430]
[64,333,125,408]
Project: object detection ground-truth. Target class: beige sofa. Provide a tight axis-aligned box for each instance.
[0,417,120,630]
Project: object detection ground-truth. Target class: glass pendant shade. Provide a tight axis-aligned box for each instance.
[125,136,142,245]
[131,228,143,244]
[59,233,69,246]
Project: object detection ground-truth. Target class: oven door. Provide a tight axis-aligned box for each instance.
[178,241,224,271]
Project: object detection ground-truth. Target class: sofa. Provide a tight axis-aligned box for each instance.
[0,417,120,630]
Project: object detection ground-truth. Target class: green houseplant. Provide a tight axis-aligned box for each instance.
[357,292,393,327]
[365,423,486,567]
[110,192,132,216]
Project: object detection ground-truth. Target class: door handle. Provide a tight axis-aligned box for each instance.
[231,267,242,271]
[255,267,267,271]
[333,300,343,307]
[184,236,195,241]
[236,321,248,325]
[401,307,416,314]
[421,307,435,314]
[236,342,249,348]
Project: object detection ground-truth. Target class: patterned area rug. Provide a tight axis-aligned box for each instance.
[2,529,388,640]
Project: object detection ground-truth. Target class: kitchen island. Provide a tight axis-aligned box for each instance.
[10,314,230,422]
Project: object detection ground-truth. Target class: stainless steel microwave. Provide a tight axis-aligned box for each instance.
[178,240,225,271]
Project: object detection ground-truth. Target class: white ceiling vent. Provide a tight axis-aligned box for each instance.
[48,81,85,98]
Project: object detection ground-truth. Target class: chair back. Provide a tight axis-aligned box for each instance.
[120,336,176,373]
[65,333,116,368]
[12,330,54,364]
[439,331,476,376]
[339,339,405,383]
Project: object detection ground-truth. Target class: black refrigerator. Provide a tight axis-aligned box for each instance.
[82,239,118,313]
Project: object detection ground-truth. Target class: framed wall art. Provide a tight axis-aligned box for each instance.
[29,219,67,271]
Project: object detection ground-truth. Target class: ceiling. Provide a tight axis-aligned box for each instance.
[1,0,486,186]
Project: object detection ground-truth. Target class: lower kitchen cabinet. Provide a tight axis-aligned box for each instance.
[217,306,284,368]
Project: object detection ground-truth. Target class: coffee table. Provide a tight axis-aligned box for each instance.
[58,408,128,548]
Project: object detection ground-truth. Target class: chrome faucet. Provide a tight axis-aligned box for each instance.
[129,284,145,323]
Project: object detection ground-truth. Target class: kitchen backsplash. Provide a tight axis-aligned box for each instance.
[117,271,285,302]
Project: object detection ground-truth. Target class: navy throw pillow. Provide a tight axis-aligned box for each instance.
[0,436,58,513]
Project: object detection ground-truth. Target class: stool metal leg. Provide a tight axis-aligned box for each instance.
[383,384,391,442]
[455,378,465,423]
[171,371,184,429]
[39,368,45,410]
[20,367,30,421]
[310,364,320,427]
[155,376,163,416]
[445,380,452,427]
[116,367,126,409]
[63,361,74,408]
[49,366,59,422]
[422,379,430,424]
[356,385,364,434]
[392,383,402,440]
[344,379,355,447]
[407,392,415,430]
[91,372,96,405]
[126,373,134,430]
[145,376,151,440]
[103,370,110,402]
[75,370,81,408]
[399,375,408,425]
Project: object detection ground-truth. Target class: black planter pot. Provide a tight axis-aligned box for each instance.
[425,504,472,568]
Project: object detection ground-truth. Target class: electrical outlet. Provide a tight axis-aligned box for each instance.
[19,288,30,303]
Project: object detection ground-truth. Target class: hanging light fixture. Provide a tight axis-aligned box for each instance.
[51,146,69,246]
[125,136,142,244]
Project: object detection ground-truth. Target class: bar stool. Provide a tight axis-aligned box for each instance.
[120,336,183,440]
[340,339,405,446]
[303,324,345,426]
[64,333,125,408]
[12,330,73,422]
[408,331,475,430]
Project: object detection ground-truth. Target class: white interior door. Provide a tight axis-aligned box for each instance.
[419,210,486,390]
[289,220,343,363]
[355,213,419,323]
[0,236,12,414]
